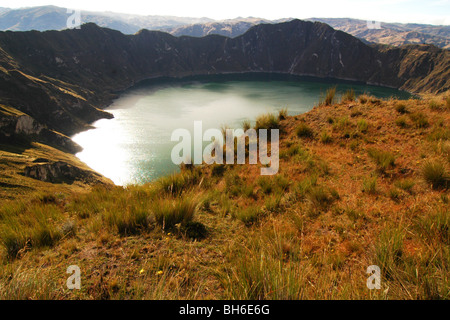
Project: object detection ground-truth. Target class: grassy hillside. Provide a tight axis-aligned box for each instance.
[0,93,448,299]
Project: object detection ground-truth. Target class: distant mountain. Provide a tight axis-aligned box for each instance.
[1,6,449,49]
[169,18,291,38]
[169,17,450,49]
[308,18,450,49]
[0,5,213,33]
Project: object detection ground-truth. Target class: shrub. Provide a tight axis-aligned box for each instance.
[153,197,197,229]
[255,113,279,131]
[422,160,449,189]
[295,123,314,138]
[367,148,395,173]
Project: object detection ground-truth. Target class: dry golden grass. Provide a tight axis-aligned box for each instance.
[0,94,449,300]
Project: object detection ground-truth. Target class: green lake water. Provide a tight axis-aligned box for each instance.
[72,74,412,185]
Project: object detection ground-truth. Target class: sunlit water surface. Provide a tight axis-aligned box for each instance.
[72,75,411,185]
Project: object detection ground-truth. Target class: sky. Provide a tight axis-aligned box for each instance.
[1,0,449,25]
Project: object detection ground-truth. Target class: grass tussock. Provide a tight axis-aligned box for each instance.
[153,197,198,230]
[341,89,355,102]
[395,116,409,128]
[104,205,150,236]
[422,160,449,189]
[255,113,280,131]
[362,176,378,195]
[296,122,314,138]
[395,102,408,114]
[234,206,263,226]
[157,170,201,196]
[321,86,336,106]
[357,119,369,133]
[242,120,251,131]
[0,95,449,300]
[0,202,63,258]
[409,112,429,128]
[320,131,333,144]
[278,108,288,120]
[367,148,396,173]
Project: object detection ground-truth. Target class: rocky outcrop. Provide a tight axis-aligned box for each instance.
[0,105,82,153]
[23,160,104,184]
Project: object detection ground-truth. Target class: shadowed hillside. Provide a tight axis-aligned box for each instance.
[0,20,448,140]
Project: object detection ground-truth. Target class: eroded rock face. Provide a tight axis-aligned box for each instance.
[15,115,44,135]
[24,161,103,184]
[0,109,82,153]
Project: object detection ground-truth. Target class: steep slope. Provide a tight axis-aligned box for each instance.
[0,20,448,151]
[0,94,448,299]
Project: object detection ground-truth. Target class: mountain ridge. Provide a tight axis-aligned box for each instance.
[0,19,448,152]
[1,6,449,49]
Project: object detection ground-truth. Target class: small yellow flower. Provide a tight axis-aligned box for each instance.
[156,270,163,276]
[139,269,145,274]
[167,233,171,236]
